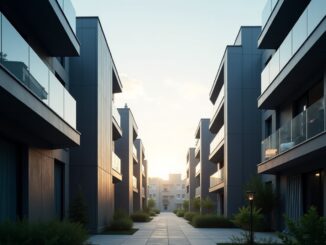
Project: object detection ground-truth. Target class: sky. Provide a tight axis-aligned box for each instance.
[72,0,266,180]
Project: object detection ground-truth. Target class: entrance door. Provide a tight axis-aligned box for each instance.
[54,161,64,220]
[303,170,323,215]
[0,138,19,222]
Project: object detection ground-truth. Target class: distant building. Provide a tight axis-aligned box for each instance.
[148,174,186,211]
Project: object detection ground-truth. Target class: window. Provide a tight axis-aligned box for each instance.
[182,194,185,198]
[177,194,181,199]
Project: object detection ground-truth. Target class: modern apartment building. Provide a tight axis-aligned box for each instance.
[134,138,148,211]
[194,119,216,213]
[148,174,187,211]
[69,17,123,232]
[258,0,326,224]
[208,26,263,217]
[185,148,197,211]
[115,105,139,214]
[0,0,80,222]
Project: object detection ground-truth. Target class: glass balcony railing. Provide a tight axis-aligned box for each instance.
[211,85,224,119]
[195,187,201,197]
[112,104,121,128]
[210,168,224,188]
[112,152,121,174]
[133,144,138,159]
[133,176,137,190]
[261,0,326,94]
[262,98,325,161]
[195,163,201,175]
[0,14,76,128]
[262,0,278,28]
[56,0,76,33]
[210,125,225,155]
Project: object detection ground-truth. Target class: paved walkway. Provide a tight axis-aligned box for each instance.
[89,212,280,245]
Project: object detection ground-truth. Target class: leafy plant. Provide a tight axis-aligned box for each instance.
[183,200,190,212]
[0,220,88,245]
[69,187,88,227]
[153,208,160,214]
[130,211,151,222]
[147,198,156,210]
[232,206,265,231]
[110,218,133,231]
[278,207,326,245]
[176,210,185,217]
[192,198,201,212]
[201,196,214,214]
[191,214,234,228]
[184,212,198,222]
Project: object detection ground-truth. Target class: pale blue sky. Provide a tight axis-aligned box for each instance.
[72,0,266,179]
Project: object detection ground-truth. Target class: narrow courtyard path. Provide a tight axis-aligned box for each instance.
[89,212,280,245]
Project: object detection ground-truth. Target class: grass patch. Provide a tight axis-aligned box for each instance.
[100,228,138,235]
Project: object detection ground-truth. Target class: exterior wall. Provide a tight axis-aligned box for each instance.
[224,27,262,217]
[69,17,115,232]
[186,148,197,211]
[115,107,138,215]
[149,174,187,212]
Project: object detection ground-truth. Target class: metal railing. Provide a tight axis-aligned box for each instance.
[261,98,325,161]
[210,125,225,155]
[261,0,326,94]
[210,168,224,188]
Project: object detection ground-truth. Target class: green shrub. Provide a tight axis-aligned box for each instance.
[110,218,133,231]
[130,211,150,222]
[232,206,265,231]
[191,214,234,228]
[192,198,201,212]
[113,209,129,220]
[0,220,88,245]
[149,211,156,217]
[153,208,160,214]
[173,209,178,214]
[183,200,190,212]
[278,207,326,245]
[184,212,198,222]
[176,210,185,217]
[147,198,156,210]
[69,188,88,226]
[201,196,215,214]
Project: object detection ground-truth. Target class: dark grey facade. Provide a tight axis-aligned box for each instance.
[69,17,123,232]
[258,0,326,227]
[0,0,80,222]
[185,148,197,211]
[194,119,216,214]
[208,26,263,217]
[115,106,139,214]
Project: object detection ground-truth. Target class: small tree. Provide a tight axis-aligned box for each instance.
[201,196,214,214]
[192,198,201,212]
[147,198,156,210]
[183,200,189,212]
[69,187,88,227]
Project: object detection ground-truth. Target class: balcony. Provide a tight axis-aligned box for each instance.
[209,169,224,192]
[142,164,146,177]
[259,0,310,48]
[133,144,138,163]
[259,0,326,108]
[0,0,79,56]
[195,140,200,159]
[195,187,201,198]
[112,104,122,140]
[142,187,145,198]
[209,85,224,133]
[259,98,325,173]
[112,152,122,183]
[0,14,79,148]
[133,176,138,192]
[209,125,224,161]
[195,163,201,177]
